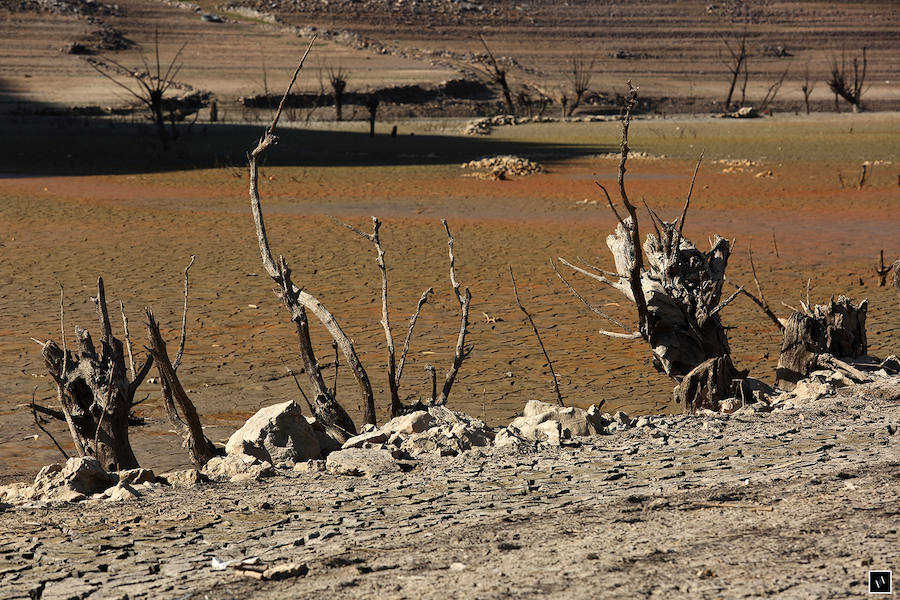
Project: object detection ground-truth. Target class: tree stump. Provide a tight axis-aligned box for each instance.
[776,296,867,390]
[41,278,152,471]
[673,355,742,413]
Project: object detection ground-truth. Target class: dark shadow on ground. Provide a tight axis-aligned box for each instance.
[0,117,614,176]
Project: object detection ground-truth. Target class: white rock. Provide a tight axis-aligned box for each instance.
[226,401,321,464]
[521,400,605,437]
[30,457,115,500]
[116,468,156,485]
[203,454,274,482]
[326,448,401,477]
[107,482,140,502]
[341,429,388,450]
[159,469,208,487]
[382,411,433,434]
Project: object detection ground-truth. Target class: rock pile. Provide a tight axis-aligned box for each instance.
[461,155,544,179]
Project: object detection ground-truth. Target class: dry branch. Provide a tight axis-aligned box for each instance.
[510,267,563,406]
[145,307,217,468]
[248,37,367,431]
[435,219,472,406]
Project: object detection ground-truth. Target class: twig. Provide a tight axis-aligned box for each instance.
[397,288,433,387]
[551,259,633,332]
[173,255,195,371]
[708,285,743,319]
[281,358,314,414]
[595,182,624,228]
[31,387,69,460]
[509,266,563,406]
[435,219,471,406]
[331,340,339,399]
[557,257,631,298]
[598,330,643,339]
[677,152,704,236]
[425,364,437,404]
[875,249,892,287]
[771,231,779,258]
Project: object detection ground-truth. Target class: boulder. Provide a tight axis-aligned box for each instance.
[341,429,388,450]
[116,468,156,485]
[382,411,433,435]
[203,453,275,482]
[31,457,115,500]
[226,401,321,464]
[522,400,606,437]
[106,482,141,502]
[325,448,400,477]
[506,417,562,446]
[159,469,209,487]
[396,407,493,457]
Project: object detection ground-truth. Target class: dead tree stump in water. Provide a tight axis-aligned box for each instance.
[776,296,868,390]
[41,277,153,471]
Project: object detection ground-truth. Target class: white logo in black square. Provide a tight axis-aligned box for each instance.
[869,570,892,594]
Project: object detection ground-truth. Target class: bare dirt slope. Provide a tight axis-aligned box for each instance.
[1,0,897,113]
[1,381,897,599]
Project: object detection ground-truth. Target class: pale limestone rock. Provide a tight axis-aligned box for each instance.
[117,468,156,485]
[382,411,433,434]
[204,453,275,482]
[522,400,605,437]
[160,469,209,487]
[325,448,400,477]
[30,457,115,500]
[107,482,141,502]
[341,429,388,450]
[226,401,321,464]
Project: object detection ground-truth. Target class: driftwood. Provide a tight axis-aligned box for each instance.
[776,295,868,390]
[40,277,153,471]
[875,250,893,287]
[674,356,743,413]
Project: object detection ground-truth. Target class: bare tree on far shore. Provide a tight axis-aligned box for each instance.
[828,47,868,112]
[565,54,596,117]
[86,29,187,150]
[719,30,750,111]
[475,34,516,116]
[326,64,350,121]
[801,63,816,114]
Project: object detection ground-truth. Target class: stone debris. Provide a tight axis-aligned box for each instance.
[497,400,609,447]
[105,482,141,502]
[461,155,544,179]
[462,114,616,135]
[325,448,402,477]
[159,469,209,487]
[225,400,322,464]
[116,468,156,485]
[203,453,276,482]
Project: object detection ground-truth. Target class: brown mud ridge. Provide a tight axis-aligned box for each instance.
[1,377,897,599]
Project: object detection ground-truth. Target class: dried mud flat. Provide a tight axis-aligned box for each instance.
[1,381,898,600]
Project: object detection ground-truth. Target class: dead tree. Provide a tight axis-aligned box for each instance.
[476,34,516,116]
[144,257,218,468]
[759,64,790,112]
[365,95,379,138]
[565,54,595,117]
[719,31,750,111]
[326,65,349,121]
[828,47,868,112]
[875,250,893,286]
[39,278,153,471]
[800,63,815,115]
[250,38,365,431]
[339,217,432,418]
[776,296,868,389]
[558,84,749,411]
[86,29,188,150]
